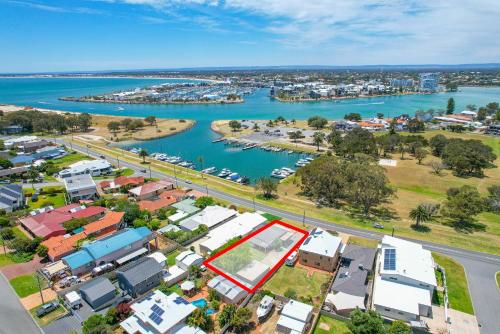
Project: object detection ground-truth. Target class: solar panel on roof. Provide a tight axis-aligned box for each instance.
[383,248,396,270]
[151,304,164,315]
[149,313,162,325]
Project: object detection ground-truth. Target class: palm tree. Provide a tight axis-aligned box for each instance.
[312,132,326,151]
[255,177,278,199]
[139,149,148,164]
[409,203,437,228]
[197,156,204,178]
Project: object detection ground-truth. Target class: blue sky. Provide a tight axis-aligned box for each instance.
[1,0,499,72]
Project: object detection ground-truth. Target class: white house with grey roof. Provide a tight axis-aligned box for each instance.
[207,275,247,304]
[179,205,237,232]
[298,227,342,272]
[276,299,313,334]
[64,174,98,201]
[0,184,24,212]
[121,290,205,334]
[372,236,436,322]
[59,159,112,178]
[175,250,204,271]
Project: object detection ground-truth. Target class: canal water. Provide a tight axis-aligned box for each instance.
[1,77,499,181]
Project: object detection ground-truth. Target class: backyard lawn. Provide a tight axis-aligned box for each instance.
[313,315,351,334]
[264,265,331,306]
[10,274,47,298]
[166,249,181,266]
[27,192,66,209]
[29,304,67,326]
[433,253,474,314]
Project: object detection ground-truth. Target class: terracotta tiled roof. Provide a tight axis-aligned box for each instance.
[42,232,86,260]
[129,179,173,197]
[84,211,124,235]
[139,196,178,212]
[72,206,106,219]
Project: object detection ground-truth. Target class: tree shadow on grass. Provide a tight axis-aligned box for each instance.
[256,194,278,201]
[443,219,486,234]
[345,206,399,222]
[410,224,431,233]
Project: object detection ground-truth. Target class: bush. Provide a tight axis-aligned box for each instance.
[284,288,297,299]
[0,216,11,228]
[0,227,15,240]
[194,196,215,209]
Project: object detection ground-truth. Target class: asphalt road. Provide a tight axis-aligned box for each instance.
[0,273,42,334]
[63,140,500,334]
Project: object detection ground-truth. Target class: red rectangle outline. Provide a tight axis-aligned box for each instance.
[203,220,309,294]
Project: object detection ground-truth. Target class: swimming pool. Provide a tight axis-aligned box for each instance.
[191,298,215,315]
[191,298,207,308]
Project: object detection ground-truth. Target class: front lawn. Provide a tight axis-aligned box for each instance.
[433,253,474,314]
[29,304,67,326]
[263,265,331,306]
[348,236,378,248]
[10,274,47,298]
[0,254,15,267]
[262,213,281,222]
[0,226,29,246]
[313,315,351,334]
[51,152,91,168]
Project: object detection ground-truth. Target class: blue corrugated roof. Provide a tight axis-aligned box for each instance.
[10,155,34,164]
[82,227,152,259]
[63,250,94,269]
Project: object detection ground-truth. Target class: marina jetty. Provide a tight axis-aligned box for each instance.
[59,81,256,105]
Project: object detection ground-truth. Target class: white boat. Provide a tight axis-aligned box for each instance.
[117,107,125,111]
[202,167,217,174]
[270,169,287,179]
[287,150,294,154]
[256,295,274,321]
[218,168,231,178]
[281,167,295,174]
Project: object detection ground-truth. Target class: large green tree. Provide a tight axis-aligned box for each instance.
[307,116,328,129]
[255,177,278,199]
[442,139,496,176]
[441,185,484,228]
[347,309,386,334]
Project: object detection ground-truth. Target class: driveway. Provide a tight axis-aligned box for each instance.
[0,273,42,334]
[453,256,500,334]
[42,300,94,334]
[1,255,44,280]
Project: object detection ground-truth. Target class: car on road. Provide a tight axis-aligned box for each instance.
[185,180,192,184]
[140,169,147,173]
[99,155,106,159]
[373,223,384,229]
[36,301,59,317]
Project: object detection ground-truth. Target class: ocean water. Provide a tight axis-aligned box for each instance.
[1,77,498,181]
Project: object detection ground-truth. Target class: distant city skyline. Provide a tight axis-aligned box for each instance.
[1,0,499,72]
